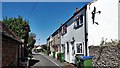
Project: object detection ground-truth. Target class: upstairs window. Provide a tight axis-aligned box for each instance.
[61,25,67,35]
[57,31,60,38]
[74,14,83,29]
[80,14,83,23]
[76,17,80,26]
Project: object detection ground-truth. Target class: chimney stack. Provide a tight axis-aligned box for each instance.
[76,8,79,13]
[60,23,63,26]
[73,8,79,15]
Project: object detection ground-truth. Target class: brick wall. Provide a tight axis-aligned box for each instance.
[0,33,2,68]
[51,32,61,52]
[2,35,20,66]
[0,22,22,67]
[89,45,120,68]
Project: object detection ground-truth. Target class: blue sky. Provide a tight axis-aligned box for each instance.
[2,2,90,45]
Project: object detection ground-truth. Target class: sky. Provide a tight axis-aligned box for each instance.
[2,2,90,45]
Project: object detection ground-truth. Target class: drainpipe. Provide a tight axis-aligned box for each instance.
[84,6,88,56]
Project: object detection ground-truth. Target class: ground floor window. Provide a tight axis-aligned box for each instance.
[75,42,83,54]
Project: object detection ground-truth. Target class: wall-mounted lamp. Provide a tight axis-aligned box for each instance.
[97,11,101,14]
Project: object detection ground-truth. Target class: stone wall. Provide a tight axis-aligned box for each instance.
[89,45,120,68]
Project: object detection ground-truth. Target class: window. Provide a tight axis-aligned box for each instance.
[61,25,67,35]
[66,42,69,53]
[76,17,79,26]
[74,14,83,29]
[75,42,83,54]
[80,14,83,24]
[57,31,60,38]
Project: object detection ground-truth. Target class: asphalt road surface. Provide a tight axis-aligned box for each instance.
[31,53,61,68]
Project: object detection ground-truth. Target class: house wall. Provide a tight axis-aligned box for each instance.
[48,30,61,53]
[0,22,2,68]
[61,8,86,48]
[51,35,57,52]
[55,32,61,52]
[2,36,20,67]
[87,0,118,47]
[54,33,61,52]
[61,8,86,63]
[1,22,21,67]
[49,36,54,52]
[54,33,61,45]
[0,33,2,68]
[46,40,49,50]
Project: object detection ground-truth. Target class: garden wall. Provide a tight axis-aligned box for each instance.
[89,45,120,68]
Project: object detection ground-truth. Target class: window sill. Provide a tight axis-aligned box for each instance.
[74,24,83,29]
[76,53,84,55]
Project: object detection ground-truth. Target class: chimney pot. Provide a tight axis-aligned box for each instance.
[76,8,79,12]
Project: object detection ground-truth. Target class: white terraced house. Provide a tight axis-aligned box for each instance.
[60,0,119,64]
[47,0,119,64]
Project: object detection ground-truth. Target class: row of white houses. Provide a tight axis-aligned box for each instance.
[47,0,119,64]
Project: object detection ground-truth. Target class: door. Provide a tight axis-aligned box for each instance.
[71,42,75,63]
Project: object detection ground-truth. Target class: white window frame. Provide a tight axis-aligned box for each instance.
[74,16,80,27]
[75,42,84,54]
[61,25,67,35]
[74,14,83,29]
[80,14,83,24]
[57,31,60,38]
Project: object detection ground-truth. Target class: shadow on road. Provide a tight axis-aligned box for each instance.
[29,59,40,66]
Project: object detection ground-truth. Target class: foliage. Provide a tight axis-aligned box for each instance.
[2,16,31,43]
[100,37,107,46]
[28,32,36,48]
[100,37,120,46]
[117,40,120,45]
[2,16,36,57]
[27,32,36,57]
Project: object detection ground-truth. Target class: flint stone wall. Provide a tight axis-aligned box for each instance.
[89,45,120,68]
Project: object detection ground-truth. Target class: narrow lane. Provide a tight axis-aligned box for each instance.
[33,54,60,68]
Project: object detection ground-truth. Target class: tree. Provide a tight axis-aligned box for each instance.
[27,32,36,57]
[3,16,30,39]
[28,32,36,48]
[2,16,31,57]
[42,45,47,50]
[2,16,31,44]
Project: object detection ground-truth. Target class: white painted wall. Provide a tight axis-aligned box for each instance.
[61,8,86,63]
[60,0,119,63]
[87,0,118,46]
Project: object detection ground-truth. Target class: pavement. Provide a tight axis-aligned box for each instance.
[31,52,76,68]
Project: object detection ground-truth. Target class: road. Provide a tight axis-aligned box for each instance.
[31,53,75,68]
[32,54,61,68]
